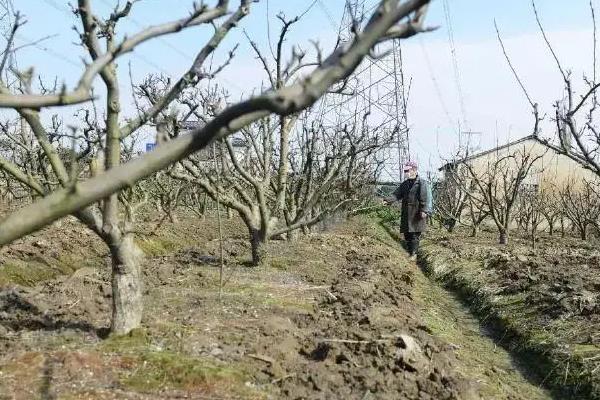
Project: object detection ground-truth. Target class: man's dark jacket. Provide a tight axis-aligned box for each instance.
[392,177,430,233]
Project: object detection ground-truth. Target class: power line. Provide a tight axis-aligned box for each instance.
[317,0,338,32]
[418,37,458,136]
[299,0,320,20]
[39,0,172,78]
[15,33,81,69]
[41,0,73,18]
[442,0,468,131]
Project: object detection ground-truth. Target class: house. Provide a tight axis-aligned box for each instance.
[177,120,250,168]
[439,135,597,191]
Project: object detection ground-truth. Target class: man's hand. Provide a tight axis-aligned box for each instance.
[420,211,428,219]
[382,196,394,205]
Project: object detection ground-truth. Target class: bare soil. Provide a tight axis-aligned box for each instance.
[420,227,600,399]
[0,215,555,399]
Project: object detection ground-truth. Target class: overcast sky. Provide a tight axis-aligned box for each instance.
[7,0,600,178]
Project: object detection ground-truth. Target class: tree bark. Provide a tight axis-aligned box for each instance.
[110,235,143,335]
[201,194,208,220]
[580,225,588,241]
[287,229,300,241]
[249,226,267,266]
[447,219,456,233]
[167,210,178,224]
[499,230,508,245]
[301,225,310,235]
[470,225,479,238]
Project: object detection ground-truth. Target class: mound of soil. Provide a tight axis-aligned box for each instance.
[421,228,600,399]
[270,237,474,400]
[0,216,478,399]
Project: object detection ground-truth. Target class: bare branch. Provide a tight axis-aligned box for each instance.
[0,0,433,245]
[0,1,229,108]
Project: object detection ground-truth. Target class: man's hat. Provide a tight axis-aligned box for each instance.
[403,160,418,171]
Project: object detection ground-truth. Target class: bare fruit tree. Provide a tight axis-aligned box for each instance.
[0,0,435,333]
[146,171,185,224]
[461,148,544,244]
[278,108,394,239]
[534,1,600,177]
[170,94,393,265]
[0,0,252,335]
[161,10,319,265]
[558,179,600,240]
[438,160,489,237]
[515,184,549,247]
[434,162,468,233]
[538,187,562,236]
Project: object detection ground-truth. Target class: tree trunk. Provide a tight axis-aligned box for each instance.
[201,195,208,220]
[110,235,143,335]
[499,230,508,245]
[580,224,588,241]
[447,219,456,233]
[287,229,300,241]
[470,224,479,238]
[301,225,310,235]
[548,220,554,236]
[249,227,268,266]
[167,211,178,224]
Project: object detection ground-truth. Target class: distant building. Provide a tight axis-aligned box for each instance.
[169,120,250,167]
[439,135,597,190]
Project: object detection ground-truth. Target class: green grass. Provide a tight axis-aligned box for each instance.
[135,237,181,257]
[121,350,247,392]
[0,261,52,286]
[419,239,600,399]
[221,280,313,312]
[0,247,103,287]
[360,204,402,224]
[0,258,77,287]
[411,264,552,399]
[364,215,552,399]
[99,328,264,397]
[100,328,151,352]
[268,258,290,271]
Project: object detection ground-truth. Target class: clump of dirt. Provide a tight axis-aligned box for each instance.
[273,242,474,400]
[421,228,600,399]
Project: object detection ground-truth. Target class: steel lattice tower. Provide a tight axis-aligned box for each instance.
[313,0,411,183]
[342,1,411,183]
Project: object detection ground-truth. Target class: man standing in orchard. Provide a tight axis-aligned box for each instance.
[386,161,432,261]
